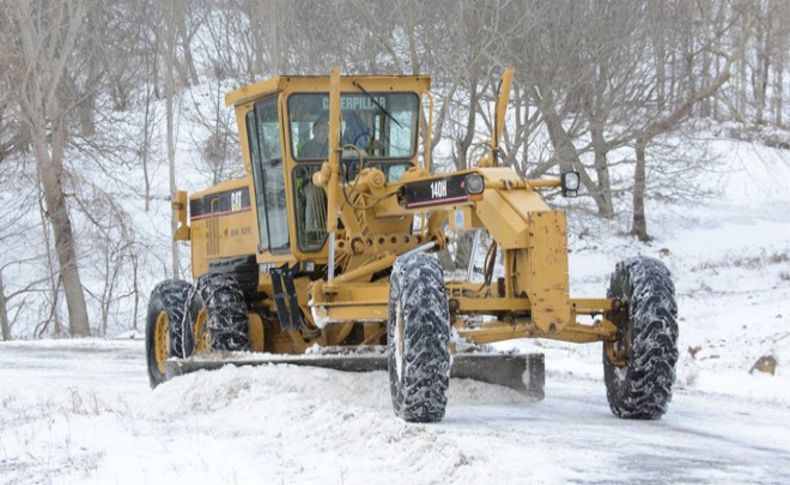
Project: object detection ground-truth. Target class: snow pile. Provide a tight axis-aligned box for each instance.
[0,342,539,484]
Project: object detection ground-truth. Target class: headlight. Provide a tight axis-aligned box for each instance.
[561,171,580,197]
[465,173,485,195]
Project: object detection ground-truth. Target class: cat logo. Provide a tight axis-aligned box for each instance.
[231,190,242,211]
[430,180,447,199]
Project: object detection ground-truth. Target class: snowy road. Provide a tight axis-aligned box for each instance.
[1,339,788,484]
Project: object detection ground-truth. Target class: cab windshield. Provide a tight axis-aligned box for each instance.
[288,92,419,161]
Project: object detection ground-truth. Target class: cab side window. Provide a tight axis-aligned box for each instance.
[248,96,289,252]
[247,111,269,249]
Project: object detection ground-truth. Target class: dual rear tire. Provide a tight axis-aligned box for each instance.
[145,275,250,388]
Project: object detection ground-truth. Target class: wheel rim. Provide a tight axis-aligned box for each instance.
[394,306,404,380]
[194,308,210,353]
[605,316,632,368]
[154,311,170,374]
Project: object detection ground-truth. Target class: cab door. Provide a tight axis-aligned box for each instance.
[246,95,290,254]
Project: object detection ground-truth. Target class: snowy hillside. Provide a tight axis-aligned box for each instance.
[1,135,789,484]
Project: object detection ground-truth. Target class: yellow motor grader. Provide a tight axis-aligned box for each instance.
[145,68,678,423]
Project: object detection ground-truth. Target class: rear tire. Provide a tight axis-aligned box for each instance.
[145,280,194,388]
[194,274,250,351]
[388,253,451,423]
[603,256,678,419]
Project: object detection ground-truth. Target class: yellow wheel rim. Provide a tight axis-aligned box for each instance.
[194,308,210,353]
[154,311,170,374]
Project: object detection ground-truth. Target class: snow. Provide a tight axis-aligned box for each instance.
[2,124,790,482]
[1,340,789,484]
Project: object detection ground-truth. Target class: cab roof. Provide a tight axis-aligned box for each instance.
[225,74,432,107]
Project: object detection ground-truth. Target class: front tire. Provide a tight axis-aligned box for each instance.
[388,253,451,423]
[603,256,678,419]
[145,280,194,388]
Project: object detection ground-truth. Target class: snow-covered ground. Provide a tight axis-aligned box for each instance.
[1,337,788,484]
[2,137,789,484]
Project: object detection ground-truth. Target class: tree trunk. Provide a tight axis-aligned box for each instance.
[78,12,96,135]
[538,96,575,173]
[736,11,750,122]
[100,250,110,337]
[519,84,530,175]
[33,119,91,336]
[668,50,676,111]
[405,17,420,75]
[179,24,200,86]
[249,3,265,77]
[540,93,608,214]
[590,121,614,218]
[37,180,62,336]
[700,48,711,117]
[132,252,140,331]
[774,59,784,127]
[654,30,667,112]
[271,1,283,73]
[456,75,479,171]
[165,4,180,280]
[631,138,649,242]
[713,52,721,120]
[79,89,96,137]
[0,271,10,341]
[153,28,162,100]
[753,20,770,124]
[142,82,153,212]
[772,35,784,127]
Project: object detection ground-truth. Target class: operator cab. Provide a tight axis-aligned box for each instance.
[232,76,428,260]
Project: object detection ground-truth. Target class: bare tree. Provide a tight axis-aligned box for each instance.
[0,0,786,339]
[0,108,47,340]
[631,53,739,241]
[0,175,33,341]
[73,183,137,336]
[139,76,160,212]
[0,270,10,340]
[161,1,181,280]
[769,0,789,127]
[0,1,98,336]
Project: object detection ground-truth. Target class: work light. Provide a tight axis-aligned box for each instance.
[561,171,580,197]
[465,173,485,195]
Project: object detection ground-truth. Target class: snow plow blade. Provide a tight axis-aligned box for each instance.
[166,351,544,399]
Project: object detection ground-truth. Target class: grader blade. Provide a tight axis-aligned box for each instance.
[165,351,545,399]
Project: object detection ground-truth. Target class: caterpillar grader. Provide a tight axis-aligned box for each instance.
[145,67,679,423]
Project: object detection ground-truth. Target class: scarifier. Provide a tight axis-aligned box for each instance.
[145,68,679,422]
